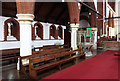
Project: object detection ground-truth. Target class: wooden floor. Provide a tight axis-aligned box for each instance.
[1,49,106,81]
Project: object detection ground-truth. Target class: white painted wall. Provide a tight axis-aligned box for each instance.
[115,0,120,41]
[0,41,20,50]
[0,16,66,50]
[32,21,66,40]
[32,40,64,48]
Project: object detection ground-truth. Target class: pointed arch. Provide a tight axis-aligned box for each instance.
[49,24,57,39]
[4,18,20,41]
[34,22,43,40]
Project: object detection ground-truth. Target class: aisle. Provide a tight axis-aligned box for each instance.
[42,50,120,80]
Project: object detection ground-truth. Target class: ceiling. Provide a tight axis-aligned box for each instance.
[2,2,69,25]
[2,2,89,26]
[2,2,115,26]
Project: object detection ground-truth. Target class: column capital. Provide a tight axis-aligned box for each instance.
[70,23,79,30]
[16,14,34,24]
[91,28,97,31]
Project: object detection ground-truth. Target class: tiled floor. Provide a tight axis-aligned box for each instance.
[1,49,108,81]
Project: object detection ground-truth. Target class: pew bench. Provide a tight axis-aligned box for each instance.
[40,48,72,56]
[0,48,20,65]
[33,44,69,52]
[43,44,69,50]
[20,47,72,73]
[33,47,71,55]
[29,48,85,79]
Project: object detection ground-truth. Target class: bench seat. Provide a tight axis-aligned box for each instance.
[29,48,85,79]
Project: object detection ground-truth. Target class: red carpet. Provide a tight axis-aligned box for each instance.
[41,50,120,81]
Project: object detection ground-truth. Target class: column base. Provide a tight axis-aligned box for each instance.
[17,58,29,71]
[22,58,29,65]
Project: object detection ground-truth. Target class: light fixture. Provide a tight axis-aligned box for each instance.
[74,18,77,25]
[68,22,70,24]
[97,11,99,14]
[89,12,91,16]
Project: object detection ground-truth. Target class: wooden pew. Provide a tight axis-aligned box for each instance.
[43,44,69,50]
[32,44,69,54]
[20,47,71,75]
[33,47,71,55]
[33,44,68,52]
[0,48,20,65]
[20,48,71,67]
[29,48,85,79]
[33,47,43,51]
[32,47,63,54]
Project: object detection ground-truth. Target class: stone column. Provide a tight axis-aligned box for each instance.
[70,23,79,50]
[116,1,120,42]
[16,14,34,70]
[16,14,34,56]
[117,14,120,41]
[16,0,35,70]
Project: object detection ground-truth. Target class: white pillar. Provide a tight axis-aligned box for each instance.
[70,23,79,50]
[16,14,34,56]
[116,0,120,42]
[44,23,49,39]
[16,14,34,70]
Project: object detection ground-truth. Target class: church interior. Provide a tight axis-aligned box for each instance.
[0,0,120,81]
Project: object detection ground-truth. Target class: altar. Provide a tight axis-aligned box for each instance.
[77,28,97,56]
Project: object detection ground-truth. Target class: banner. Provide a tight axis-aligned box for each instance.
[86,28,92,37]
